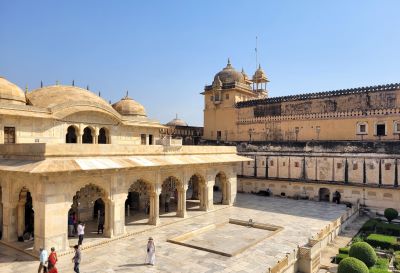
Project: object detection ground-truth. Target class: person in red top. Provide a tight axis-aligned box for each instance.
[48,247,58,273]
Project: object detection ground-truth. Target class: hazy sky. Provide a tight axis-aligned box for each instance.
[1,1,399,126]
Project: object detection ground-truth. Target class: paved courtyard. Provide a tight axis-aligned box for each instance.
[0,193,348,273]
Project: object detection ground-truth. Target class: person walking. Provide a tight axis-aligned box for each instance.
[48,247,58,273]
[77,222,85,245]
[72,212,78,236]
[72,245,81,273]
[38,247,48,273]
[97,213,104,234]
[145,237,156,266]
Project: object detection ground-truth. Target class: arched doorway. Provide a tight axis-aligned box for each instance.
[160,177,179,217]
[17,187,34,242]
[214,172,228,205]
[82,127,93,144]
[125,180,150,226]
[98,127,109,144]
[319,188,331,202]
[186,174,203,211]
[66,126,77,143]
[69,184,108,242]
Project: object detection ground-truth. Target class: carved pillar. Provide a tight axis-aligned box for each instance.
[148,185,161,225]
[202,175,215,211]
[94,128,99,144]
[78,127,83,144]
[2,201,18,242]
[176,183,188,218]
[16,201,25,238]
[106,193,126,237]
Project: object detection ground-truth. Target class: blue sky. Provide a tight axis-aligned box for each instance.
[1,1,399,126]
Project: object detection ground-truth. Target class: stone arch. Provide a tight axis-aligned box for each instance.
[82,126,94,144]
[98,127,110,144]
[160,176,181,215]
[66,125,78,143]
[125,179,152,226]
[68,183,111,238]
[319,187,331,202]
[214,171,229,205]
[16,187,34,241]
[186,173,206,212]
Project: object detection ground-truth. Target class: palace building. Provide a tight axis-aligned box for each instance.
[0,77,246,253]
[203,59,400,142]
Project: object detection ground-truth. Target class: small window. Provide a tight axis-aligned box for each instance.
[394,121,400,133]
[376,124,386,136]
[369,164,374,170]
[282,161,286,167]
[140,134,146,145]
[247,161,250,166]
[217,131,222,141]
[359,124,366,133]
[225,93,229,100]
[336,162,342,169]
[353,163,358,171]
[149,134,153,145]
[4,126,15,144]
[385,163,391,170]
[294,162,299,168]
[270,160,274,166]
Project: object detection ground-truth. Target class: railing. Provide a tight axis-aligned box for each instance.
[156,135,182,146]
[237,108,400,124]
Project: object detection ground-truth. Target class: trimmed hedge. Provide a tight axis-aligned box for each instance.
[366,234,399,250]
[339,247,350,254]
[384,208,398,223]
[335,253,349,263]
[349,242,377,267]
[337,257,369,273]
[361,219,379,233]
[394,251,400,270]
[376,222,400,236]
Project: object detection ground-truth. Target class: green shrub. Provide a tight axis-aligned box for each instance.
[366,234,398,250]
[349,242,377,267]
[369,268,391,273]
[361,219,379,233]
[339,247,350,254]
[372,258,389,269]
[337,257,369,273]
[335,253,349,263]
[353,236,365,243]
[394,251,400,270]
[376,222,400,236]
[384,208,398,223]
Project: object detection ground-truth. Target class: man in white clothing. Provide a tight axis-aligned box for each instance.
[38,247,48,273]
[77,222,85,245]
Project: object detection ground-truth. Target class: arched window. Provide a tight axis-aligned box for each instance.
[66,126,77,143]
[82,127,93,144]
[98,128,108,144]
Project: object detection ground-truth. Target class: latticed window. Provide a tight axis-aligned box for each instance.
[140,134,146,145]
[4,127,15,144]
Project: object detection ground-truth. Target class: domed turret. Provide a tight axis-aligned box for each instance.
[167,114,188,127]
[252,64,269,83]
[241,68,252,84]
[213,59,245,85]
[112,93,146,117]
[0,77,26,105]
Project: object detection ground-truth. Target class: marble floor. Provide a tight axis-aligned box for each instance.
[0,193,348,273]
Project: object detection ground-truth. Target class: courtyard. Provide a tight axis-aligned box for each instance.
[0,193,348,273]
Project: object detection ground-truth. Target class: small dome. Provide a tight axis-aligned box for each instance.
[252,64,269,83]
[112,95,146,116]
[213,59,245,85]
[0,77,26,105]
[167,115,188,127]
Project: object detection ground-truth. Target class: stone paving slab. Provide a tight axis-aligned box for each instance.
[0,193,348,273]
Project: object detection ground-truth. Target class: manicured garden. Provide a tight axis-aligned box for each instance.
[334,208,400,273]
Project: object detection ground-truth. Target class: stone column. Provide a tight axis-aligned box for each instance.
[2,201,18,242]
[227,175,237,206]
[94,128,99,144]
[148,185,161,225]
[201,177,215,211]
[16,201,25,238]
[176,184,188,218]
[105,194,126,237]
[34,199,70,253]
